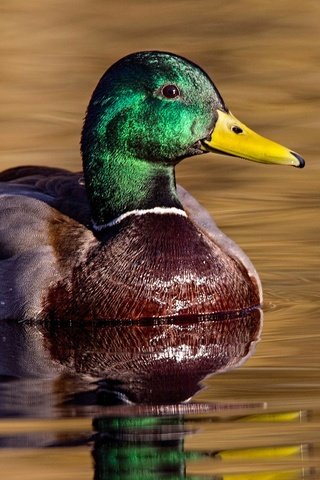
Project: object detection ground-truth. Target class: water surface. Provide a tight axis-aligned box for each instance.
[1,0,319,478]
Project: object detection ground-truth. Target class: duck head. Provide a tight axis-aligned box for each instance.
[81,51,304,226]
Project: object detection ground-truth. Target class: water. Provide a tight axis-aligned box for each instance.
[1,0,320,478]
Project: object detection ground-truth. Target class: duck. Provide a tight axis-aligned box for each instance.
[0,51,304,322]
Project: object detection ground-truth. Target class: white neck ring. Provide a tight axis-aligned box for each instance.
[92,206,187,231]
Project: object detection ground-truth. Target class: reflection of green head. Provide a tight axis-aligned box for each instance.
[93,416,202,480]
[81,51,225,225]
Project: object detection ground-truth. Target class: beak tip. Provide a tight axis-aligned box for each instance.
[290,151,305,169]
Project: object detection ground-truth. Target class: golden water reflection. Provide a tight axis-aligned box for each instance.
[1,0,320,478]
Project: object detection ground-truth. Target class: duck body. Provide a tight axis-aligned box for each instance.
[0,52,303,321]
[0,166,259,320]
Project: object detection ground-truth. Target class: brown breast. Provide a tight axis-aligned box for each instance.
[44,213,260,321]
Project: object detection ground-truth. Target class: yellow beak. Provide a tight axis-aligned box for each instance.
[201,110,305,168]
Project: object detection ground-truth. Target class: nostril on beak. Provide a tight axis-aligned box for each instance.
[231,125,243,135]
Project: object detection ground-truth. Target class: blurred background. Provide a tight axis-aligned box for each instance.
[1,0,319,374]
[1,0,318,168]
[1,0,319,366]
[1,1,320,478]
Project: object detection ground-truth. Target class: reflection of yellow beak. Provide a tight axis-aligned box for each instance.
[201,110,305,168]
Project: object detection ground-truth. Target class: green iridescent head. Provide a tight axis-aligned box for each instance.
[82,51,225,165]
[81,51,304,226]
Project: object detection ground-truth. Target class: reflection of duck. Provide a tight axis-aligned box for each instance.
[0,310,262,404]
[0,51,304,321]
[92,413,306,480]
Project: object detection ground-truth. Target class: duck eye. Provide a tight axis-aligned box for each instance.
[161,84,180,99]
[232,125,243,134]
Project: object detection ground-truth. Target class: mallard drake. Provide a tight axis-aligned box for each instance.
[0,51,304,321]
